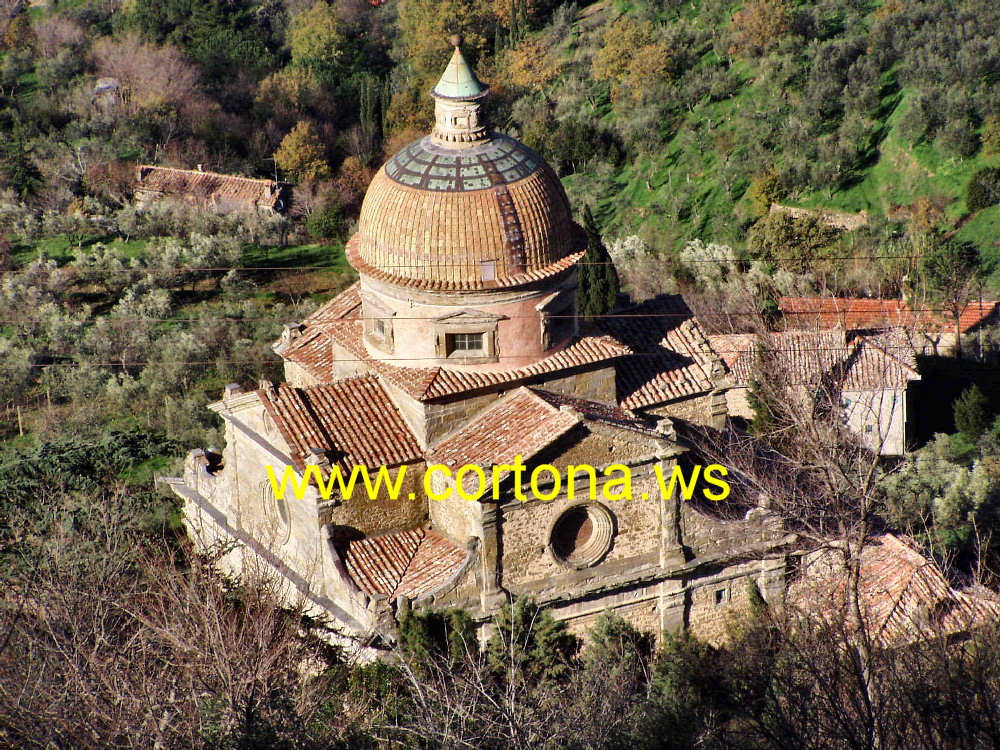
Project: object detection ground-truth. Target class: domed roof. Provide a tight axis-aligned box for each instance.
[349,43,582,291]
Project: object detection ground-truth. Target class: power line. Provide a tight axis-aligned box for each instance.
[20,342,929,369]
[0,305,986,324]
[57,251,928,272]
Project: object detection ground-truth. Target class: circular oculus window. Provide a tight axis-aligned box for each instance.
[549,503,614,569]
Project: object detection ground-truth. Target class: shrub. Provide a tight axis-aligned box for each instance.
[967,167,1000,212]
[306,196,347,241]
[954,384,990,440]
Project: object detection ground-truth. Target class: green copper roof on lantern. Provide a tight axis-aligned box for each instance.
[432,37,489,100]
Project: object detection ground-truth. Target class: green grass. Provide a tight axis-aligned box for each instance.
[13,235,151,266]
[241,241,349,270]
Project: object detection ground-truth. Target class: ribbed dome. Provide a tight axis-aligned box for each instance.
[350,133,581,290]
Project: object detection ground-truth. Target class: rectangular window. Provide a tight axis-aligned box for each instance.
[448,332,484,353]
[374,319,388,338]
[481,260,496,282]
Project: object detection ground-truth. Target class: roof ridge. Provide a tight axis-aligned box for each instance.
[139,164,279,185]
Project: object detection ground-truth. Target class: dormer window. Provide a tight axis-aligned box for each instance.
[433,309,504,363]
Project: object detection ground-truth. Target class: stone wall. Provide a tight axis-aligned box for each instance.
[645,393,715,426]
[498,459,665,592]
[680,503,785,560]
[326,460,428,539]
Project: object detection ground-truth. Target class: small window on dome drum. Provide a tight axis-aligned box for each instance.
[480,260,496,282]
[447,332,484,354]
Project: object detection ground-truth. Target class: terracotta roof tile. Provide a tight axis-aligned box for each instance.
[136,165,287,211]
[599,295,718,409]
[257,377,422,471]
[791,534,1000,646]
[530,389,659,435]
[342,528,469,599]
[779,296,998,335]
[708,330,920,390]
[429,387,581,471]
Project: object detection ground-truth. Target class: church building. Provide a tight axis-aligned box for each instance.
[163,41,794,647]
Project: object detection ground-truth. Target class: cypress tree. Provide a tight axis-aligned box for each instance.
[518,0,529,34]
[577,205,620,320]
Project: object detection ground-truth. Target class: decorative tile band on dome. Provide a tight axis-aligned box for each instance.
[346,236,584,292]
[384,133,543,192]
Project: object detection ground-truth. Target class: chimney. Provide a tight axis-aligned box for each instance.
[223,383,242,401]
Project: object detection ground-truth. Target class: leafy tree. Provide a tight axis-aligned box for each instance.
[593,16,673,103]
[398,607,477,665]
[882,433,1000,558]
[747,211,841,273]
[485,598,578,683]
[921,238,980,358]
[954,384,990,441]
[747,171,785,218]
[1,128,41,200]
[576,205,620,320]
[967,167,1000,212]
[729,0,789,58]
[274,121,331,182]
[288,0,346,83]
[396,0,494,87]
[306,194,347,240]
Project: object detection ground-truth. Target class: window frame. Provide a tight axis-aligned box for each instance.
[432,309,503,364]
[361,293,396,354]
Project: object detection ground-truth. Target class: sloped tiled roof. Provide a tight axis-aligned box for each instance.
[136,165,286,210]
[341,528,469,600]
[791,535,1000,646]
[530,389,659,436]
[779,296,998,334]
[278,283,631,402]
[708,330,919,390]
[429,388,581,471]
[257,377,422,471]
[600,295,718,409]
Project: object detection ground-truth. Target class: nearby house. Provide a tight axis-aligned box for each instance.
[790,534,1000,646]
[134,165,290,214]
[161,43,798,651]
[709,329,921,455]
[778,296,999,356]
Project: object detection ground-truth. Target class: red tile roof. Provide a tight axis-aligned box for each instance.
[779,296,997,335]
[708,330,919,390]
[599,295,718,408]
[341,528,469,600]
[278,283,631,402]
[429,388,581,474]
[136,165,287,211]
[257,377,422,471]
[530,388,660,435]
[791,534,1000,646]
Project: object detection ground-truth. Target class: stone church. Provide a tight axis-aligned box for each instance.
[163,42,793,647]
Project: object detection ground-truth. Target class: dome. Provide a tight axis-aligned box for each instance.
[349,44,582,291]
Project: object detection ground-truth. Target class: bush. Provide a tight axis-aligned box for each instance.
[967,167,1000,212]
[306,196,347,241]
[954,384,990,440]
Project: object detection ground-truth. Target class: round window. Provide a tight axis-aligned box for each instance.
[549,503,614,568]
